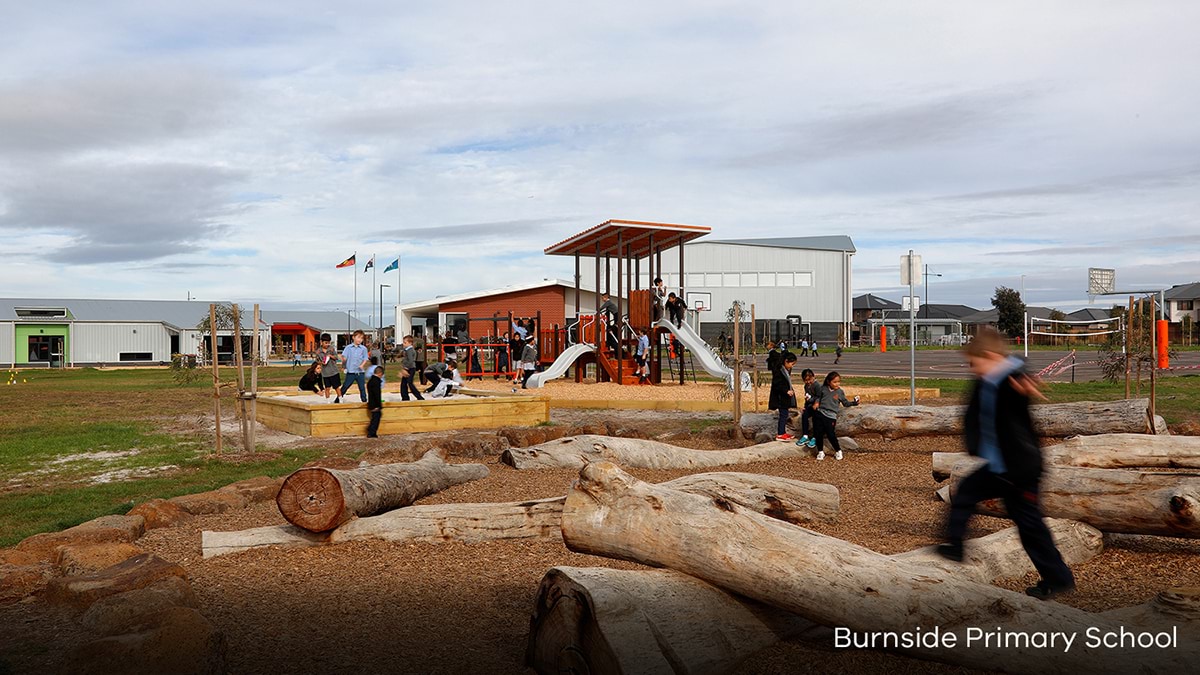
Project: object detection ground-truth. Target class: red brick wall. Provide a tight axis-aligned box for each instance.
[441,286,567,339]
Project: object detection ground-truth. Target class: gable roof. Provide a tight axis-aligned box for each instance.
[1165,282,1200,300]
[399,279,599,313]
[853,293,900,310]
[1067,307,1114,322]
[959,306,1058,324]
[703,235,856,253]
[918,304,979,320]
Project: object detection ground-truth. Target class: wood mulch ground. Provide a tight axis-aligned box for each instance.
[2,408,1198,674]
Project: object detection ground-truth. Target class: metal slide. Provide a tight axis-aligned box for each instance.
[523,343,596,388]
[654,319,752,391]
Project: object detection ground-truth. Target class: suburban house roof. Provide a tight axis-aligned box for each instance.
[918,304,979,320]
[705,235,856,253]
[1067,308,1114,322]
[853,293,900,311]
[959,306,1058,324]
[0,298,370,332]
[1165,282,1200,300]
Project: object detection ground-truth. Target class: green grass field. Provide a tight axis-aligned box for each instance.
[0,365,1196,548]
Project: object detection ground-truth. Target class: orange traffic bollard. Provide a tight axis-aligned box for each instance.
[1157,319,1169,369]
[880,326,888,353]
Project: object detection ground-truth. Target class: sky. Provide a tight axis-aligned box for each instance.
[1,1,1198,322]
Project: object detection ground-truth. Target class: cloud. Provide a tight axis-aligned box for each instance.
[366,217,574,243]
[0,161,245,263]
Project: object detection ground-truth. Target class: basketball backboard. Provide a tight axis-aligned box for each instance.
[1088,268,1115,296]
[686,291,712,311]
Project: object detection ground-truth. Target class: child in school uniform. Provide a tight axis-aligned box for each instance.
[298,361,323,394]
[520,335,538,388]
[767,350,799,441]
[366,365,386,438]
[428,360,463,398]
[795,368,820,449]
[316,334,340,400]
[812,371,860,461]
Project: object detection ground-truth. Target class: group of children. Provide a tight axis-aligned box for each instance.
[768,349,860,460]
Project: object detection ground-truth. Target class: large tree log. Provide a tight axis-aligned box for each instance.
[275,450,489,532]
[527,520,1104,675]
[501,435,808,470]
[204,472,838,558]
[560,462,1197,674]
[943,461,1200,538]
[934,435,1200,480]
[751,398,1152,440]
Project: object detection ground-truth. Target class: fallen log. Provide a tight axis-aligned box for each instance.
[204,472,838,558]
[763,398,1151,440]
[527,520,1104,675]
[933,435,1200,481]
[275,450,489,532]
[501,435,807,470]
[560,462,1196,674]
[943,461,1200,538]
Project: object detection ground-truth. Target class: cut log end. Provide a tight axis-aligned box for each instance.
[275,468,346,533]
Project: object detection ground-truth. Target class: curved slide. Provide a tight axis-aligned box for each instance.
[524,343,596,388]
[655,319,752,391]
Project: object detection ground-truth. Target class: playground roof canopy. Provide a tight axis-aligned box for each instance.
[544,219,710,258]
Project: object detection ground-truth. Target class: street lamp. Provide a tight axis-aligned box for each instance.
[923,264,942,320]
[379,284,391,341]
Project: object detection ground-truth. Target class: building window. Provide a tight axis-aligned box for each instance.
[723,273,740,287]
[759,273,776,287]
[741,273,758,287]
[119,352,153,361]
[705,273,723,287]
[777,273,794,287]
[686,273,705,287]
[796,272,813,287]
[1179,301,1195,311]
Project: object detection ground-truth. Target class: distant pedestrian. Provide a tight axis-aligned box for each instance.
[494,333,510,380]
[413,331,428,384]
[834,343,843,364]
[800,338,809,357]
[366,366,385,438]
[292,351,302,368]
[811,340,819,358]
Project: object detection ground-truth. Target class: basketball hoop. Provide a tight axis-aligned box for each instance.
[1087,267,1115,304]
[686,291,712,311]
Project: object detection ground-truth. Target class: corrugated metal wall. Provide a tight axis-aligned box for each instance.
[72,323,173,363]
[0,322,13,365]
[648,242,851,322]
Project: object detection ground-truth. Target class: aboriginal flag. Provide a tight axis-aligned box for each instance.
[336,254,356,269]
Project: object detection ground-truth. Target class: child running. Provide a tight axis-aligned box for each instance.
[812,371,859,460]
[794,368,819,449]
[767,350,798,441]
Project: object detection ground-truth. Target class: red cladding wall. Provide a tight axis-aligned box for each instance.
[441,286,567,339]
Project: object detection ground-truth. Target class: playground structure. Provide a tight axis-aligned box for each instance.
[523,220,750,390]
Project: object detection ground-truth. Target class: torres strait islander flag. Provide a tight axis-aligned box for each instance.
[336,254,356,269]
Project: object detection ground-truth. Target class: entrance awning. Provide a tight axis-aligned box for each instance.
[545,219,710,258]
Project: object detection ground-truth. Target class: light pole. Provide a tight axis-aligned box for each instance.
[923,264,942,320]
[379,284,391,341]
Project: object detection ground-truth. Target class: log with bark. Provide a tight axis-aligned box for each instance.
[559,461,1197,674]
[941,461,1200,538]
[204,472,838,558]
[275,450,489,532]
[527,520,1104,675]
[933,435,1200,481]
[501,435,809,470]
[747,398,1153,440]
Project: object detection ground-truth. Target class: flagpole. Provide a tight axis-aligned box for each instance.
[396,253,401,334]
[353,251,357,334]
[372,252,377,336]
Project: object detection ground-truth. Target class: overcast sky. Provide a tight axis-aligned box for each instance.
[2,1,1197,321]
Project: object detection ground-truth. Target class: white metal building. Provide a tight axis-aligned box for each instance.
[647,236,855,342]
[0,299,371,367]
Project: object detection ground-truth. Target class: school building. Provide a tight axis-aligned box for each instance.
[0,298,371,367]
[394,279,611,340]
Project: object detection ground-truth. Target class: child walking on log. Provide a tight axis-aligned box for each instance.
[768,350,798,441]
[938,327,1076,600]
[795,368,819,449]
[812,371,859,460]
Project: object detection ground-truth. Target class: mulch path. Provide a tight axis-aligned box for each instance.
[2,412,1198,674]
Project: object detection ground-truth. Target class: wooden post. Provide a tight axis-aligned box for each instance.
[250,304,260,453]
[616,233,623,385]
[751,304,758,413]
[1125,296,1133,399]
[1150,355,1157,433]
[1135,298,1143,395]
[209,304,222,454]
[573,253,580,342]
[732,302,742,421]
[231,304,250,453]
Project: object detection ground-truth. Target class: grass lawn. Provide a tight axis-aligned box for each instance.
[0,365,326,547]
